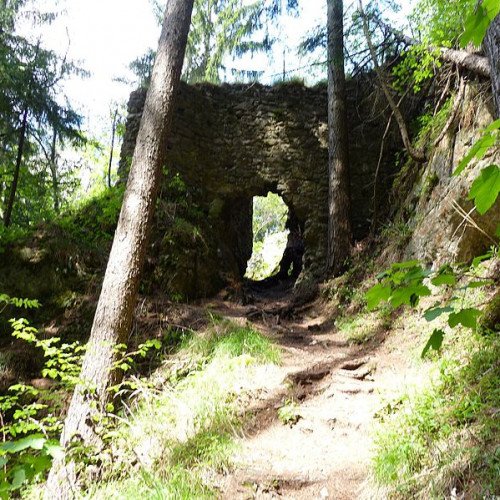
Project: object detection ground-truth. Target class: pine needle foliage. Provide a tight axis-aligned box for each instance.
[147,0,298,83]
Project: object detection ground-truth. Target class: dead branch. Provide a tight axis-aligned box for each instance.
[434,70,452,116]
[370,89,410,234]
[433,75,466,148]
[358,0,426,163]
[450,199,497,245]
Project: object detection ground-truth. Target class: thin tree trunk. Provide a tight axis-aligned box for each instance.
[358,0,426,163]
[327,0,352,275]
[484,13,500,118]
[371,112,394,235]
[107,108,118,188]
[3,108,28,227]
[44,0,194,497]
[49,127,59,214]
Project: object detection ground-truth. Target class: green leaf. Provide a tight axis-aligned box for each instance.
[461,0,500,47]
[0,435,46,453]
[150,339,161,349]
[366,283,391,310]
[484,119,500,135]
[43,441,63,460]
[454,120,500,176]
[30,454,52,474]
[466,280,494,288]
[468,165,500,214]
[454,135,495,176]
[448,308,481,329]
[421,329,445,358]
[11,467,26,489]
[390,284,431,308]
[431,273,456,286]
[471,251,493,267]
[424,306,453,322]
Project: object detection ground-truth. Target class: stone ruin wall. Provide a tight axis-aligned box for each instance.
[119,79,406,296]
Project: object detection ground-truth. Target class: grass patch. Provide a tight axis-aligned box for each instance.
[86,318,280,498]
[337,310,389,345]
[88,467,213,500]
[180,318,281,365]
[170,430,234,472]
[373,332,500,498]
[277,399,301,426]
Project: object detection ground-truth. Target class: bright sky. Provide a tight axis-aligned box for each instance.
[19,0,329,137]
[19,0,413,138]
[21,0,160,136]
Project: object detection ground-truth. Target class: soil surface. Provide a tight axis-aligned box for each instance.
[196,279,415,500]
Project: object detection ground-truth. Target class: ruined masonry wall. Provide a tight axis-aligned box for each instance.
[119,80,403,296]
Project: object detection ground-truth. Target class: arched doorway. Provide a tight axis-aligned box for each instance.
[245,192,304,284]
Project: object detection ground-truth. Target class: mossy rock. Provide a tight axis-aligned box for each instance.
[479,289,500,334]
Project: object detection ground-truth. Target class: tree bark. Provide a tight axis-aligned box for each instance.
[107,108,118,188]
[44,0,194,497]
[327,0,352,275]
[484,13,500,118]
[49,127,59,214]
[3,108,28,227]
[440,47,490,77]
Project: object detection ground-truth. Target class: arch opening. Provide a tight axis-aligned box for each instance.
[245,192,304,283]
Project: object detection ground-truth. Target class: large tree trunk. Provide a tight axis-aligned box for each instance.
[44,0,194,497]
[327,0,352,275]
[484,13,500,117]
[3,108,28,227]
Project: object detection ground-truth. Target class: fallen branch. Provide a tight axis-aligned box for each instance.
[440,48,490,78]
[450,199,497,246]
[373,18,491,77]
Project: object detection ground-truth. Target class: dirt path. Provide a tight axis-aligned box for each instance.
[203,282,394,500]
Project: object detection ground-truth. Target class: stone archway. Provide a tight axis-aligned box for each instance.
[119,80,407,297]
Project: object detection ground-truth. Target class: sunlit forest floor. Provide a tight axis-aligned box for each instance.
[74,256,497,499]
[210,282,379,498]
[8,207,496,498]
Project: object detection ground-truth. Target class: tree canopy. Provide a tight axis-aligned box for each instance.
[0,0,83,226]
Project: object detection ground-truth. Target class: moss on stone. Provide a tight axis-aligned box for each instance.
[479,289,500,334]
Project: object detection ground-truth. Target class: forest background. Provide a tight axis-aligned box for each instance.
[0,0,498,497]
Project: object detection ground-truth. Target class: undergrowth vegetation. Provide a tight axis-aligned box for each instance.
[373,331,499,498]
[364,248,499,498]
[0,295,79,498]
[83,318,280,499]
[57,185,125,246]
